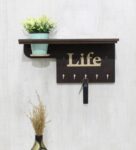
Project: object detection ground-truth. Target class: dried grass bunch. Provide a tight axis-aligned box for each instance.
[29,94,46,136]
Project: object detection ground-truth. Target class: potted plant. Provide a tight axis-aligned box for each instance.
[23,16,55,56]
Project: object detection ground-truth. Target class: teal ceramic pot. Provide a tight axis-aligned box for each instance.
[30,33,49,55]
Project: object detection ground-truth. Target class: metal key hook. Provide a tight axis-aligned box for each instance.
[84,74,88,79]
[73,74,76,80]
[62,74,65,79]
[96,74,99,80]
[106,74,109,80]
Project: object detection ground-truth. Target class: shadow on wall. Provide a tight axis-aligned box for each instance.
[21,52,55,68]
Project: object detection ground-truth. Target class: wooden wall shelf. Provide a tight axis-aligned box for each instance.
[18,38,119,83]
[18,38,119,58]
[18,38,119,103]
[19,38,119,44]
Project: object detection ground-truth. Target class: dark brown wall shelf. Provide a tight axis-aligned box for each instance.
[18,38,119,104]
[19,38,119,44]
[18,38,119,58]
[18,38,119,83]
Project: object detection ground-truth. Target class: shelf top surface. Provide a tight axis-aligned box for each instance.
[19,38,119,44]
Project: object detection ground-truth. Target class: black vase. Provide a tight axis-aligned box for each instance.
[31,135,47,150]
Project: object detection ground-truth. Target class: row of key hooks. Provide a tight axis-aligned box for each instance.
[62,73,110,80]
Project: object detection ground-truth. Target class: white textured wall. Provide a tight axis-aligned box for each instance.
[0,0,136,150]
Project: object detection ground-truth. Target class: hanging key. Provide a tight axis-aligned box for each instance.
[82,75,89,104]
